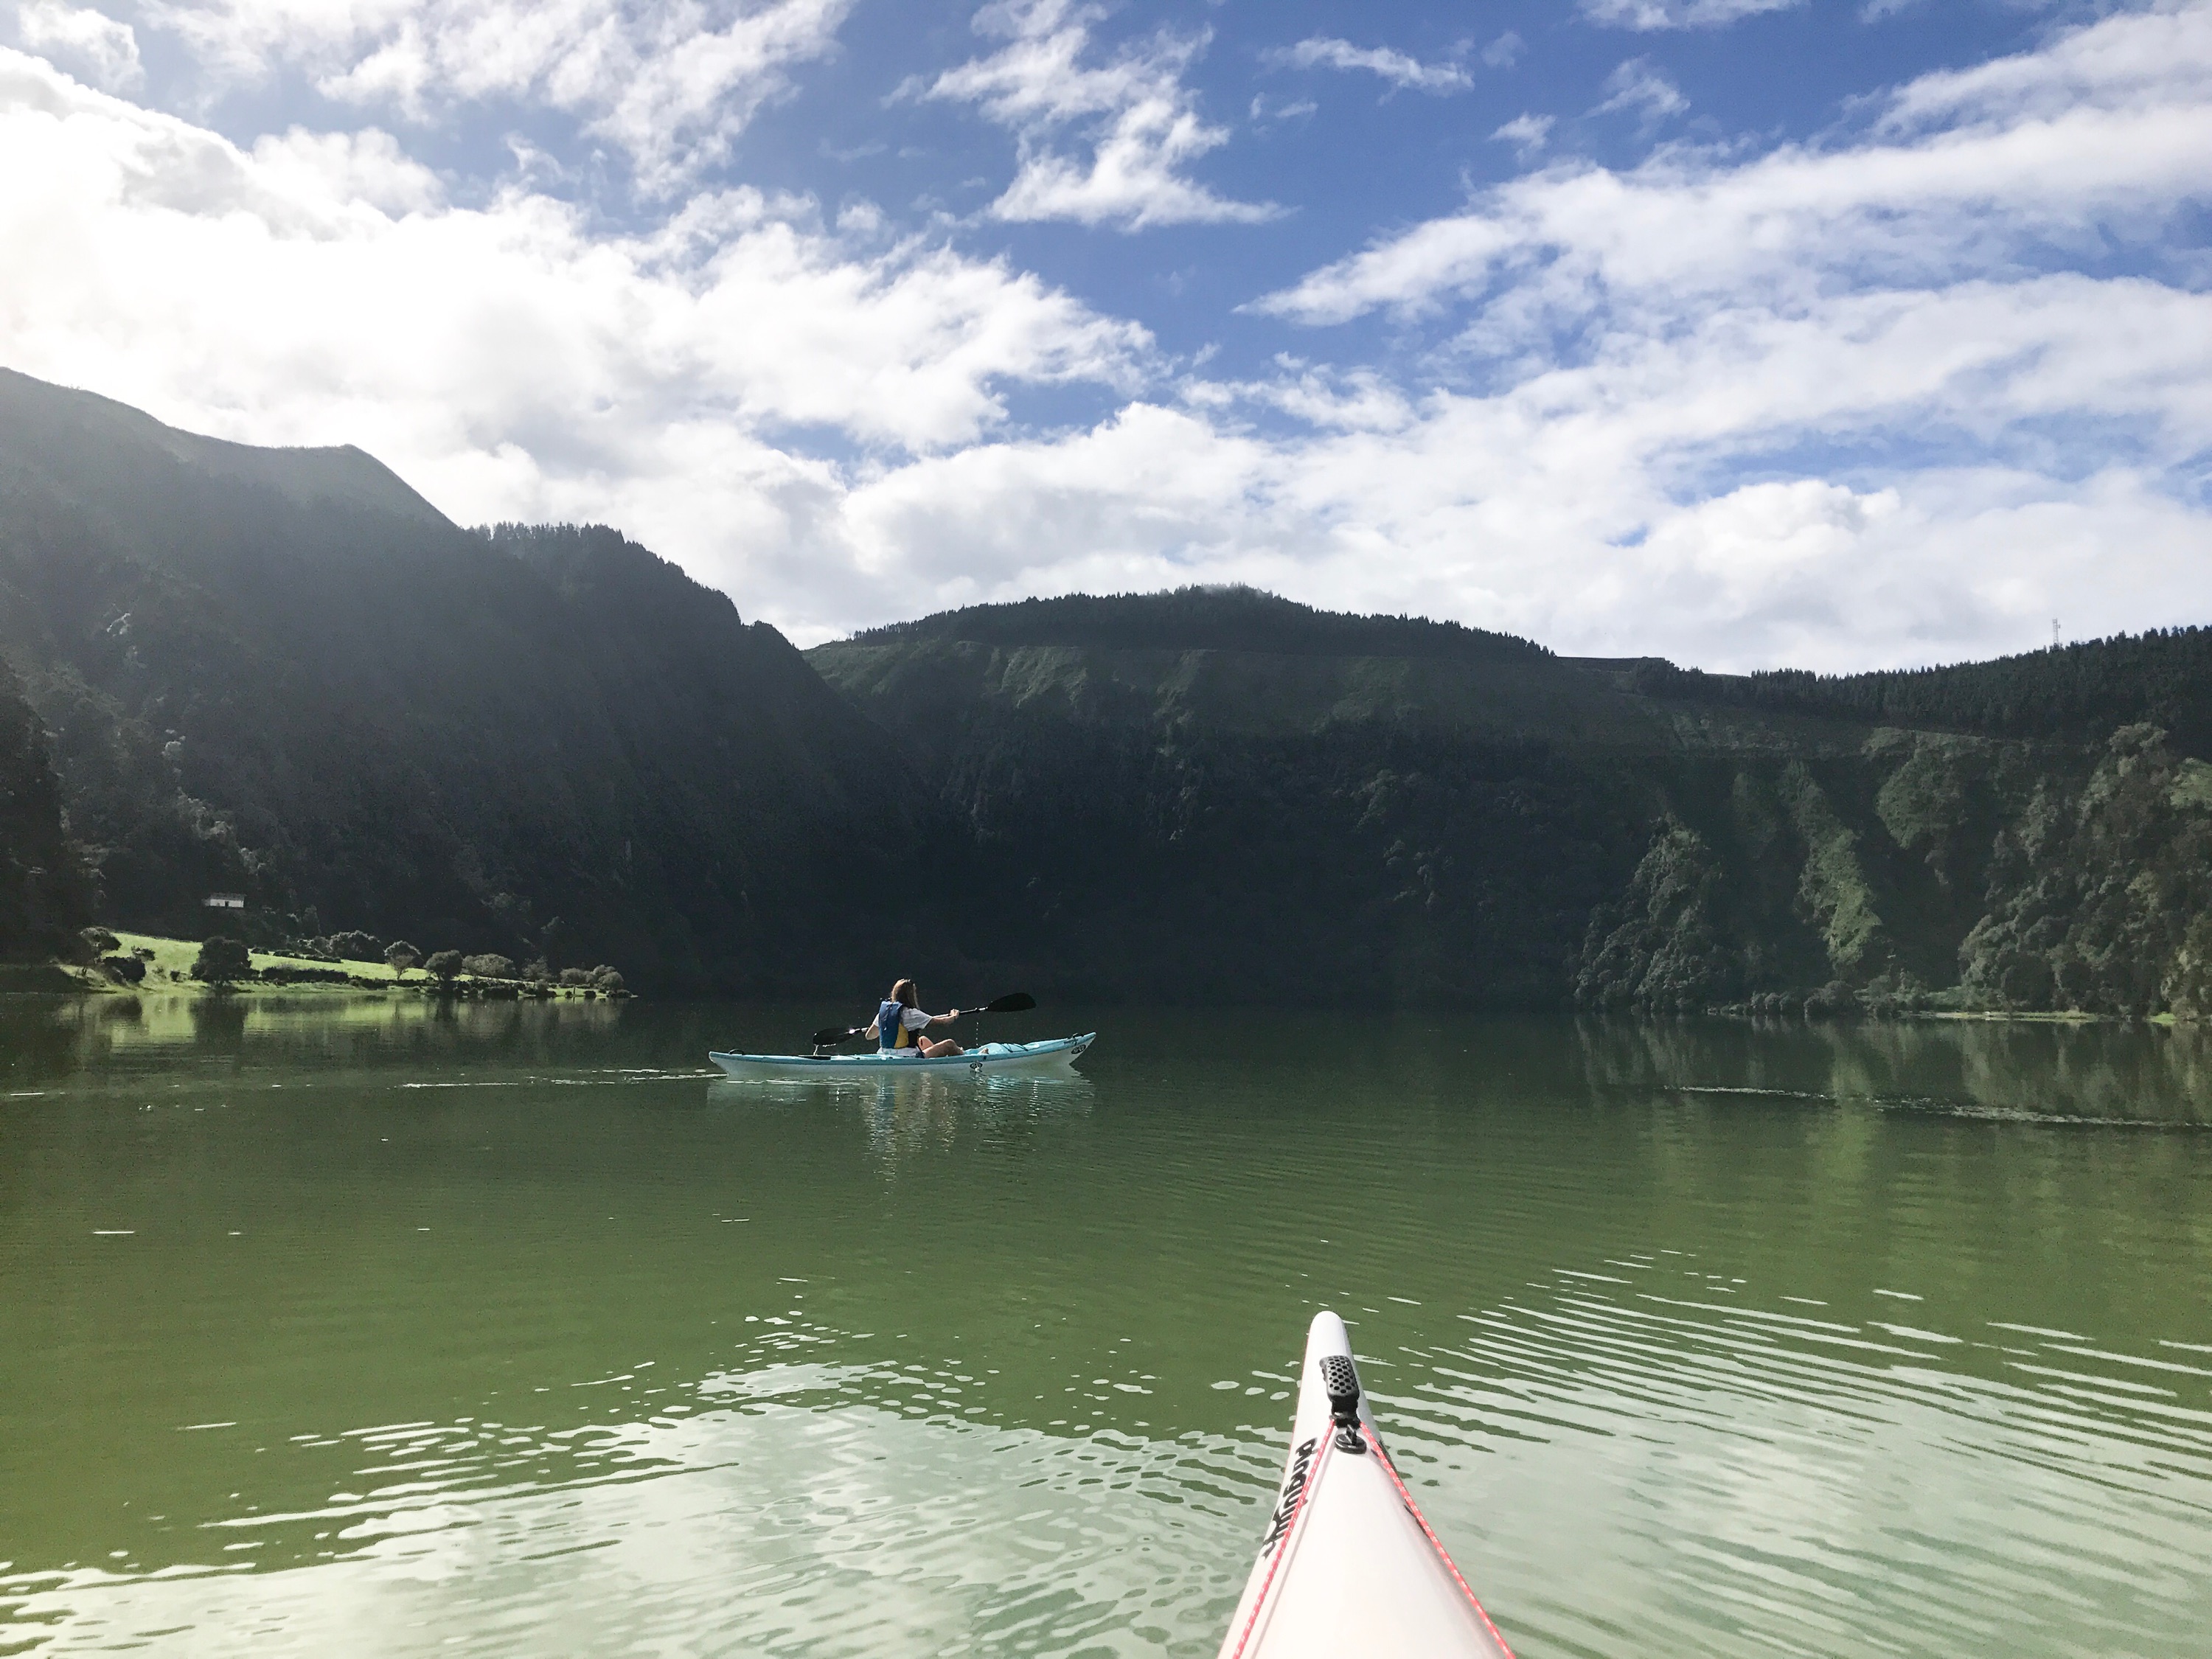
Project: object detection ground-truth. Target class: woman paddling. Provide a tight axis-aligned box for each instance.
[865,978,964,1057]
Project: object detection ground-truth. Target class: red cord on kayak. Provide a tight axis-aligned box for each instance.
[1364,1425,1517,1658]
[1225,1432,1335,1659]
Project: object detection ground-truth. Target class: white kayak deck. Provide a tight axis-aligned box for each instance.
[1217,1310,1515,1659]
[708,1034,1093,1082]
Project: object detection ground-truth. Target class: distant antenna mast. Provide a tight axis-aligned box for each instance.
[2052,618,2060,650]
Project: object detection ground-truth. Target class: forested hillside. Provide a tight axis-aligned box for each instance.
[855,586,1556,665]
[1628,635,2212,754]
[7,367,2211,1014]
[0,664,87,963]
[817,603,1648,1004]
[0,369,925,991]
[816,597,2212,1016]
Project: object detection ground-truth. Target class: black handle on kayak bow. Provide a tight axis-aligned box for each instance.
[1320,1354,1367,1455]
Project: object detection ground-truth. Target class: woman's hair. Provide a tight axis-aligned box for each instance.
[890,978,917,1007]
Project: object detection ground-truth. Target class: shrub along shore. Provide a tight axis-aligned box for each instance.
[44,930,631,1000]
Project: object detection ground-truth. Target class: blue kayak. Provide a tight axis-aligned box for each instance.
[708,1034,1094,1081]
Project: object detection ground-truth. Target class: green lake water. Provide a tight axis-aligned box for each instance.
[3,996,2211,1657]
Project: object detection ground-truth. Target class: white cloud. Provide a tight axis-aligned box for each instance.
[1248,92,1315,126]
[6,7,2212,672]
[1580,0,1801,29]
[142,0,851,192]
[850,5,2212,669]
[1183,361,1416,433]
[1595,56,1688,123]
[1874,0,2210,132]
[0,47,1146,471]
[1482,32,1523,69]
[1492,112,1554,157]
[819,266,2212,667]
[924,0,1276,230]
[1259,4,2212,327]
[16,0,142,89]
[1267,36,1470,96]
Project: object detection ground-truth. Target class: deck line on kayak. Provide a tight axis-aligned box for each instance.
[1363,1424,1517,1658]
[1225,1430,1335,1659]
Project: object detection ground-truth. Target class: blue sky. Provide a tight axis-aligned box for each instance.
[2,0,2208,667]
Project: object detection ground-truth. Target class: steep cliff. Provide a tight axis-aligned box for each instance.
[0,369,919,990]
[816,593,2212,1014]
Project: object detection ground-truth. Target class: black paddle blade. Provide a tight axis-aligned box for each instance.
[980,992,1035,1015]
[811,1026,855,1047]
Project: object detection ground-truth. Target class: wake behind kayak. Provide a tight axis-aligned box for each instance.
[1217,1310,1514,1659]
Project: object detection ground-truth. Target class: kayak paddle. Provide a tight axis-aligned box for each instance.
[810,992,1033,1052]
[960,990,1034,1047]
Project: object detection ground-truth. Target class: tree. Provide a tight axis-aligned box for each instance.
[192,936,252,984]
[592,969,625,995]
[330,929,383,961]
[385,940,421,976]
[462,953,515,979]
[424,949,462,986]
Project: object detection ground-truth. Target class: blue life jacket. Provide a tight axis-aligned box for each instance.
[878,999,915,1052]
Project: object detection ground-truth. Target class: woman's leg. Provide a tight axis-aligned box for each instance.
[919,1035,964,1057]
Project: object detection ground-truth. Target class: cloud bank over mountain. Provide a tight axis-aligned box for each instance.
[1,0,2207,669]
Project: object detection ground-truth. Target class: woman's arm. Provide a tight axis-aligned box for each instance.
[929,1009,962,1026]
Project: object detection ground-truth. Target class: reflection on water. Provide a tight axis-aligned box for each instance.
[706,1070,1099,1180]
[1571,1014,2212,1125]
[2,1000,2209,1656]
[2,991,633,1083]
[3,1363,1257,1659]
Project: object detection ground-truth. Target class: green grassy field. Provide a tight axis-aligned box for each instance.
[106,931,413,991]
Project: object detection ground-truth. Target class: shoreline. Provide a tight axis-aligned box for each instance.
[0,968,2190,1026]
[6,933,630,1003]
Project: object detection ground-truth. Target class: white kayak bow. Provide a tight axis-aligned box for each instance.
[1217,1310,1515,1659]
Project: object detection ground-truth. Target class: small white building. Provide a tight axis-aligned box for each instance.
[203,893,245,910]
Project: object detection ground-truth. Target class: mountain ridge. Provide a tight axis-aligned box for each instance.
[0,369,928,992]
[0,368,447,526]
[812,599,2212,1015]
[7,365,2211,1014]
